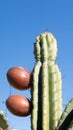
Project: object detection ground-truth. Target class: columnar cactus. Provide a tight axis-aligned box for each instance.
[31,32,62,130]
[31,32,73,130]
[5,31,73,130]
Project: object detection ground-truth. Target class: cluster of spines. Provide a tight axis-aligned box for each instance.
[31,32,62,130]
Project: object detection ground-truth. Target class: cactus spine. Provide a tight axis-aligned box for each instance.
[31,32,62,130]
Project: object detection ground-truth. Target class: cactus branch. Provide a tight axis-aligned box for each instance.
[31,32,62,130]
[0,111,10,130]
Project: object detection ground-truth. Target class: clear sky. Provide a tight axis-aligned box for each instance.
[0,0,73,130]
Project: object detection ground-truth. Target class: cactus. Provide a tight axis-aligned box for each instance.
[0,110,11,130]
[56,99,73,130]
[31,32,73,130]
[4,31,73,130]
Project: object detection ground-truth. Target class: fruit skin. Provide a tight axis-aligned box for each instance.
[6,94,32,117]
[7,66,31,90]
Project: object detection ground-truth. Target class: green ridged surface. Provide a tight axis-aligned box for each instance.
[49,64,62,130]
[0,111,10,130]
[31,32,62,130]
[31,37,42,130]
[57,99,73,130]
[40,34,49,130]
[31,61,41,130]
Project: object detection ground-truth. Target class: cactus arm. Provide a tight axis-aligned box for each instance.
[56,110,73,130]
[58,99,73,126]
[32,32,63,130]
[57,99,73,130]
[0,111,11,130]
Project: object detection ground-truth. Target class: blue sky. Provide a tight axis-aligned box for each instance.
[0,0,73,130]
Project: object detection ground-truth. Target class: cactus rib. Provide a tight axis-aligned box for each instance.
[31,37,42,130]
[48,44,62,130]
[31,61,41,130]
[40,34,49,130]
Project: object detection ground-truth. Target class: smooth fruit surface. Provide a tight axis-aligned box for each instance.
[6,94,32,116]
[7,66,31,90]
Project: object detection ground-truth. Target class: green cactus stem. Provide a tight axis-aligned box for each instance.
[31,32,62,130]
[31,61,41,130]
[40,34,49,130]
[46,32,57,62]
[68,120,73,130]
[57,110,73,130]
[0,110,11,130]
[49,64,62,130]
[57,99,73,130]
[31,37,42,130]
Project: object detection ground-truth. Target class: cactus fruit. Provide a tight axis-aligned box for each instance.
[6,94,32,117]
[7,66,31,90]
